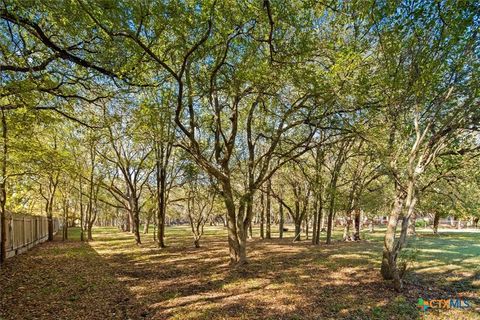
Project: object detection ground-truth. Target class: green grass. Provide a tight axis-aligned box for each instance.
[2,224,479,319]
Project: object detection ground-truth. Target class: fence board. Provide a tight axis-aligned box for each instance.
[3,213,59,259]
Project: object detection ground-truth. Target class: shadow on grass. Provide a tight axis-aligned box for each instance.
[89,227,426,320]
[0,228,148,320]
[6,226,476,319]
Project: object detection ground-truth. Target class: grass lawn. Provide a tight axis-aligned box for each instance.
[0,225,478,319]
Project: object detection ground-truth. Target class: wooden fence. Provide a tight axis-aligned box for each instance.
[3,214,60,259]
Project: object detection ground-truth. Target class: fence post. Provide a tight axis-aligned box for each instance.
[23,216,26,246]
[9,215,13,252]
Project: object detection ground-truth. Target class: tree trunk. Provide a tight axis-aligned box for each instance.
[0,109,7,264]
[312,196,318,244]
[381,191,406,282]
[266,179,271,239]
[47,193,55,241]
[279,199,284,239]
[326,175,338,244]
[305,214,309,240]
[260,192,265,239]
[381,182,415,291]
[79,177,85,241]
[326,198,335,244]
[433,212,440,235]
[343,180,357,241]
[132,199,141,245]
[408,212,416,236]
[62,199,69,241]
[0,192,6,264]
[353,209,361,240]
[293,198,302,241]
[124,210,131,232]
[144,210,153,234]
[343,210,354,241]
[294,222,301,241]
[157,162,166,248]
[194,238,200,248]
[457,219,462,229]
[222,185,251,265]
[247,201,253,239]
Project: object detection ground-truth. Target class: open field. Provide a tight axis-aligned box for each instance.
[1,226,479,320]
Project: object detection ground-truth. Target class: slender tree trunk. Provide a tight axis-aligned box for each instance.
[408,212,416,236]
[266,179,271,239]
[279,199,284,239]
[79,177,84,241]
[294,221,301,241]
[305,214,309,240]
[144,210,153,234]
[294,200,301,241]
[247,201,253,239]
[343,210,354,241]
[326,188,336,244]
[433,212,440,235]
[0,109,7,264]
[353,209,361,240]
[156,142,167,248]
[314,187,323,244]
[312,196,318,244]
[132,197,141,245]
[47,177,57,242]
[260,192,265,239]
[124,210,131,232]
[62,199,69,240]
[343,182,357,241]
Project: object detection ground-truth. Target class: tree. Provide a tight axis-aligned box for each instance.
[98,102,153,244]
[370,1,480,290]
[183,163,217,248]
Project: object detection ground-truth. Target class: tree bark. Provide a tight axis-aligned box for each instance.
[260,192,265,239]
[408,212,416,236]
[433,212,440,235]
[62,199,69,240]
[312,196,318,244]
[144,209,153,234]
[46,174,59,242]
[326,187,336,244]
[266,179,271,239]
[0,109,7,264]
[294,198,302,241]
[278,199,284,239]
[381,180,416,291]
[381,194,404,285]
[130,196,141,245]
[305,214,309,240]
[353,209,361,241]
[78,176,85,241]
[156,143,167,248]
